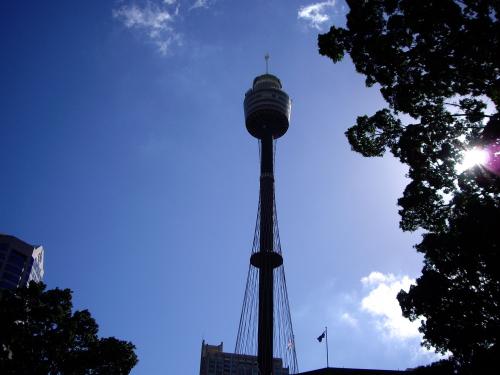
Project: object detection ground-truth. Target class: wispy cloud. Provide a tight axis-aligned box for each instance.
[190,0,210,10]
[113,1,182,55]
[340,311,358,328]
[298,0,337,29]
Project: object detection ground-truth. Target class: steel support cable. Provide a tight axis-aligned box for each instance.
[237,266,256,355]
[280,266,298,373]
[235,266,249,352]
[241,274,250,354]
[241,269,252,355]
[274,268,282,362]
[280,268,292,371]
[273,193,298,373]
[236,200,261,354]
[235,140,299,374]
[236,141,262,354]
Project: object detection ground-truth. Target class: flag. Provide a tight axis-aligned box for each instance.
[317,331,326,342]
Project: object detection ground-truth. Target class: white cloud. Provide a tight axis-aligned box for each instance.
[360,271,420,340]
[293,272,445,368]
[113,1,181,55]
[298,0,336,29]
[359,272,450,363]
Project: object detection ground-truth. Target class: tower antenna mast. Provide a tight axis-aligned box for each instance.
[236,66,298,374]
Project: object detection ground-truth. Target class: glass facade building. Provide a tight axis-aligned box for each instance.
[0,234,44,290]
[200,341,289,375]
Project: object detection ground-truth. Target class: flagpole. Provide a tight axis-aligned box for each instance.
[325,326,329,368]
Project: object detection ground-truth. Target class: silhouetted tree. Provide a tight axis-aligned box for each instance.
[0,282,138,374]
[318,0,499,371]
[409,359,456,375]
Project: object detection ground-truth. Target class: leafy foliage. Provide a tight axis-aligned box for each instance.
[318,0,500,370]
[0,282,138,374]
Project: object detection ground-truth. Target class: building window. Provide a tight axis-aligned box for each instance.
[0,280,16,289]
[3,272,20,284]
[4,263,23,275]
[8,251,27,267]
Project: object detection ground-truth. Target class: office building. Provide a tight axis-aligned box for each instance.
[200,340,289,375]
[0,234,44,289]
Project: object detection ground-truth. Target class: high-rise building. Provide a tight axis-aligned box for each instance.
[0,234,44,289]
[200,340,289,375]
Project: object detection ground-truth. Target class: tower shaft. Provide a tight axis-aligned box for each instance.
[258,133,275,375]
[237,72,297,374]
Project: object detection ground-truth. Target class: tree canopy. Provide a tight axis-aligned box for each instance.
[0,282,138,375]
[318,0,499,371]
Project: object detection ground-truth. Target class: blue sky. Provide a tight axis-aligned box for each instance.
[1,1,442,373]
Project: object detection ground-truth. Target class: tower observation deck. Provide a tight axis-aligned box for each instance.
[236,71,298,375]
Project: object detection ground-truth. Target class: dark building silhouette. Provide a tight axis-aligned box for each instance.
[299,369,407,375]
[200,341,289,375]
[0,234,44,289]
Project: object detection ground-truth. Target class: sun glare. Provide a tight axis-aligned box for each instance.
[457,148,489,173]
